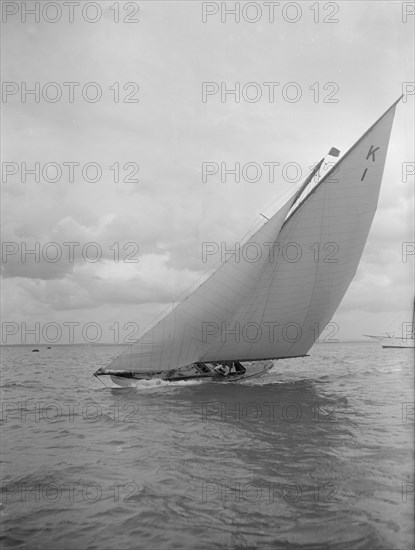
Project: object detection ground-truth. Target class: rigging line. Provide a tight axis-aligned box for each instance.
[94,373,110,387]
[282,96,403,230]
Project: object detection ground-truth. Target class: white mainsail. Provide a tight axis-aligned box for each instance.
[107,99,400,373]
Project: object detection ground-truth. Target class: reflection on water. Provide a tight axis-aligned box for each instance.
[1,343,413,549]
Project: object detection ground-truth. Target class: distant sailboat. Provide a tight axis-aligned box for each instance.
[94,97,401,386]
[365,299,415,348]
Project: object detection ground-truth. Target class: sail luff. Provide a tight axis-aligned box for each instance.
[292,157,325,204]
[285,96,403,228]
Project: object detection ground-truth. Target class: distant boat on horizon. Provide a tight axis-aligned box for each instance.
[364,299,415,349]
[94,97,402,387]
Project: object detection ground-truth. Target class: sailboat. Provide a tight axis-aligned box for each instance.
[365,299,415,348]
[94,97,401,387]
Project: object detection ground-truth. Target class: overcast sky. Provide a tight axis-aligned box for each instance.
[1,0,414,344]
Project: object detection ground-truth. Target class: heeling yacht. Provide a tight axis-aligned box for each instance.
[94,97,402,386]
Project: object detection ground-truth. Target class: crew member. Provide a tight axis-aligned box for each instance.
[214,364,230,376]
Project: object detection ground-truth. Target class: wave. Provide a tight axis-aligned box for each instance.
[119,378,206,390]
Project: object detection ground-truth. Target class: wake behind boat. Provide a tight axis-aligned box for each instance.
[94,98,402,387]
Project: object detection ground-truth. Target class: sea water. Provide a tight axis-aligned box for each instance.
[1,342,413,549]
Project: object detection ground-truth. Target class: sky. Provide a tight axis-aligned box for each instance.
[1,0,414,344]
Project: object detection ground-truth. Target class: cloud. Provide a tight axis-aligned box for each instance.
[1,1,414,341]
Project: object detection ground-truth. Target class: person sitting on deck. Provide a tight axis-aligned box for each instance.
[214,364,230,376]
